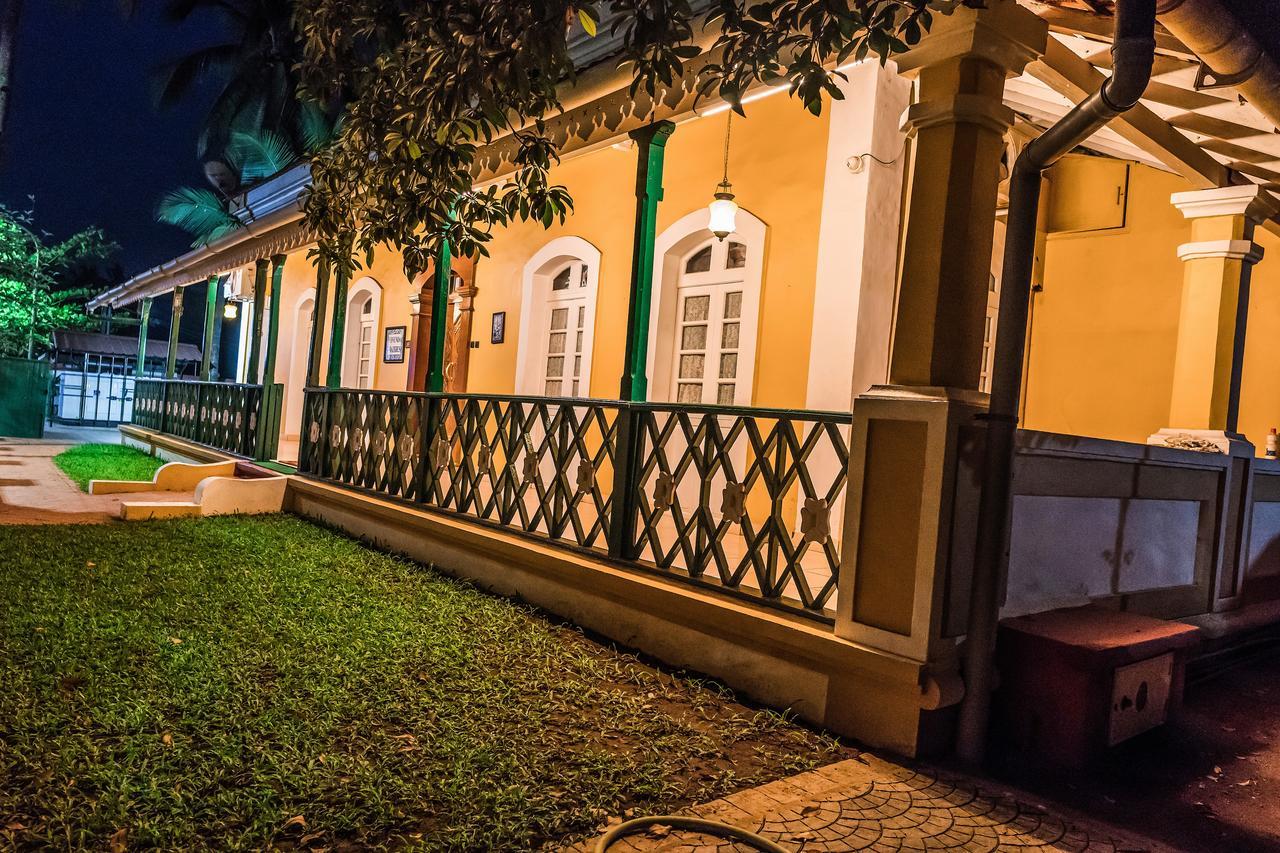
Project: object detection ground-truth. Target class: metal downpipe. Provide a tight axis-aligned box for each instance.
[954,0,1157,764]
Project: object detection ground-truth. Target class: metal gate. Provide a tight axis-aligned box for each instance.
[50,354,139,427]
[0,357,51,438]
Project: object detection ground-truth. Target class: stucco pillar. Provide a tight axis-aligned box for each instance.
[1149,186,1278,611]
[832,0,1046,755]
[1151,184,1280,451]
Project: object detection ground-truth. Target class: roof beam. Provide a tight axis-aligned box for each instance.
[1026,37,1230,189]
[1021,1,1195,59]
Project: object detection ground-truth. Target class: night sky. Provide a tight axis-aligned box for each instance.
[0,1,228,278]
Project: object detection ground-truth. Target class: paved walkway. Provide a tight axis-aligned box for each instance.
[570,754,1172,852]
[0,437,192,524]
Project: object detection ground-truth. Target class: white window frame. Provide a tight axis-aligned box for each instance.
[343,276,382,389]
[647,207,765,406]
[514,236,602,397]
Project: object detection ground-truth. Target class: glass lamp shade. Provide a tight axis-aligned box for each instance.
[708,189,739,241]
[223,301,239,320]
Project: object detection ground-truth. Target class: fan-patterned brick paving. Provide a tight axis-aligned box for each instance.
[568,754,1169,852]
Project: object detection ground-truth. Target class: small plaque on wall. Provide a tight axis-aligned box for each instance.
[383,326,407,363]
[491,311,506,344]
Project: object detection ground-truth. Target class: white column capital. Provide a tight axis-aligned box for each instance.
[893,0,1047,79]
[1171,184,1280,223]
[1176,239,1264,265]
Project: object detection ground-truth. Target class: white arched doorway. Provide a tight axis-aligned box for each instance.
[284,288,316,439]
[646,208,766,405]
[343,277,382,389]
[514,236,602,397]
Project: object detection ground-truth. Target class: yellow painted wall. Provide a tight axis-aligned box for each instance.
[1023,162,1188,443]
[465,91,832,407]
[260,245,417,440]
[1024,158,1280,452]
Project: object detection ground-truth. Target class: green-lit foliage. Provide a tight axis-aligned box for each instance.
[294,0,953,278]
[0,515,847,850]
[52,443,165,492]
[0,206,119,358]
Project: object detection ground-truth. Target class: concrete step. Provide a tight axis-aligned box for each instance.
[118,472,288,521]
[90,460,236,495]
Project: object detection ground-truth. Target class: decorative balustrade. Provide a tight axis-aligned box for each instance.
[300,388,851,620]
[132,378,268,459]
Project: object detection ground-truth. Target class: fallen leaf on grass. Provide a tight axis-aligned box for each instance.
[161,733,173,747]
[283,815,307,832]
[109,828,127,853]
[168,637,182,645]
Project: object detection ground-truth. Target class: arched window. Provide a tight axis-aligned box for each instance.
[356,296,375,388]
[647,210,765,406]
[515,237,601,397]
[343,277,382,389]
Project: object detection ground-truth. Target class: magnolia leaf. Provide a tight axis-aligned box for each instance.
[578,9,597,37]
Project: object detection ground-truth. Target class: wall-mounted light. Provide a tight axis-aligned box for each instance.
[223,301,239,320]
[708,113,738,241]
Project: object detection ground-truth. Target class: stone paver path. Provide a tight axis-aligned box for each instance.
[571,754,1174,852]
[0,440,192,524]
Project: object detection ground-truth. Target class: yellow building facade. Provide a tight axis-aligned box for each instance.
[91,0,1280,756]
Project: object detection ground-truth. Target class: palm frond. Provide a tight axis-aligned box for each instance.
[155,187,241,247]
[224,129,298,181]
[297,101,337,153]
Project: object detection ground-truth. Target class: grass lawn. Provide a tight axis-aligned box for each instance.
[52,443,164,492]
[0,515,850,851]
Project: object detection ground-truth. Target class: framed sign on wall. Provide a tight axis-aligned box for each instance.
[383,326,407,363]
[491,311,506,344]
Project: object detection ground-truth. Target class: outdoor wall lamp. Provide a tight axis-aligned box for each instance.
[708,113,738,240]
[223,301,239,320]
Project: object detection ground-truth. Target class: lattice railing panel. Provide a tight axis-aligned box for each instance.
[299,389,848,619]
[427,396,620,551]
[629,404,850,614]
[130,379,264,458]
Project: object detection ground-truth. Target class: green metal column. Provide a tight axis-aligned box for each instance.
[254,254,288,461]
[609,120,674,561]
[199,274,218,380]
[617,120,675,402]
[325,246,351,389]
[209,276,227,380]
[135,296,153,377]
[306,257,331,387]
[425,241,452,394]
[246,259,270,384]
[165,287,184,378]
[263,255,286,386]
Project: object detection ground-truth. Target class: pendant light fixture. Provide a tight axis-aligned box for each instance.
[708,111,739,241]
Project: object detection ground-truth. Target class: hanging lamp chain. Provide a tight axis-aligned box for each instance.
[721,112,733,188]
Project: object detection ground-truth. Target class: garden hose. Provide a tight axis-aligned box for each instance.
[594,815,791,852]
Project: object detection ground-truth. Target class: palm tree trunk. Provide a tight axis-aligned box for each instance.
[0,0,22,152]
